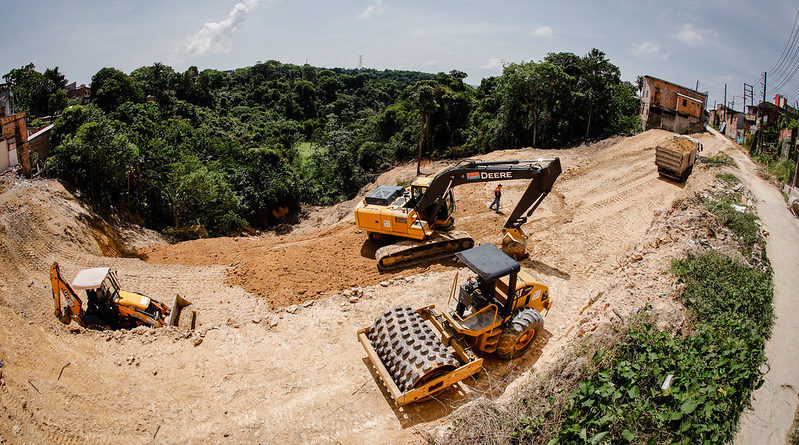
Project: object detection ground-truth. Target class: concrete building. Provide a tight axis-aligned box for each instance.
[1,113,29,174]
[27,123,53,170]
[66,82,90,105]
[0,83,13,117]
[640,75,708,134]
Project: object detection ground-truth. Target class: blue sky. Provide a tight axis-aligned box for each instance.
[2,0,797,111]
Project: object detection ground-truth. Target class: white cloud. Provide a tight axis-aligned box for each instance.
[530,25,553,38]
[481,58,503,69]
[674,23,711,47]
[357,0,385,19]
[421,59,439,67]
[184,0,262,57]
[631,41,669,61]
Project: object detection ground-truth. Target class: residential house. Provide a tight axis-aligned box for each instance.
[0,83,12,117]
[640,75,708,134]
[27,123,53,170]
[1,113,29,174]
[66,82,90,105]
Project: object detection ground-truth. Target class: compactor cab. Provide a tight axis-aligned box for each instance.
[447,244,550,358]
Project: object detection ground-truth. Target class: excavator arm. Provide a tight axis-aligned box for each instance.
[414,158,562,229]
[50,262,85,327]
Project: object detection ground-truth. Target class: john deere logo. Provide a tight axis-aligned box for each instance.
[481,171,512,179]
[466,172,480,180]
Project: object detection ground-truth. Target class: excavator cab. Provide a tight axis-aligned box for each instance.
[410,177,455,228]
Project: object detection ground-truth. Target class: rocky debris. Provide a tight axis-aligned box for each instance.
[285,305,299,314]
[380,281,389,287]
[302,300,314,308]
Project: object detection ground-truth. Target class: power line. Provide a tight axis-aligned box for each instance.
[769,9,799,73]
[768,9,799,82]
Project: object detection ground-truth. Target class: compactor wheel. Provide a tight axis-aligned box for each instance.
[367,306,460,395]
[496,308,544,360]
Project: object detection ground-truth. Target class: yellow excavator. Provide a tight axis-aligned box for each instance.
[354,158,561,270]
[50,262,191,329]
[358,243,552,405]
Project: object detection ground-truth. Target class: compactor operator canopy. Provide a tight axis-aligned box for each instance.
[70,267,111,290]
[455,244,520,281]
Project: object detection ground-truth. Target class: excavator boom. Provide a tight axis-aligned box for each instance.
[355,157,562,268]
[414,158,562,228]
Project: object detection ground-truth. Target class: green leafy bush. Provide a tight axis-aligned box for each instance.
[551,251,772,444]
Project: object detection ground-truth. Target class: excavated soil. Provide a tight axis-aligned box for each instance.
[0,130,734,444]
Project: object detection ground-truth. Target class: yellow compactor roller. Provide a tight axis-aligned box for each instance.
[358,244,552,405]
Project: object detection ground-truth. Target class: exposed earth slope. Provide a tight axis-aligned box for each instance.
[0,130,731,444]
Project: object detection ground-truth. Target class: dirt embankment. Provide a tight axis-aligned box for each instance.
[0,130,735,444]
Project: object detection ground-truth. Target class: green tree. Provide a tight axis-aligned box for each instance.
[90,67,142,112]
[409,80,443,174]
[577,49,621,139]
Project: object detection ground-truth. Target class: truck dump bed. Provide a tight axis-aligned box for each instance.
[655,136,700,181]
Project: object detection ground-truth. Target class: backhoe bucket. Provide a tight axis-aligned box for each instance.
[168,294,192,327]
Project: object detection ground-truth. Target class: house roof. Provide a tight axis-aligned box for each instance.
[28,124,53,141]
[644,75,708,99]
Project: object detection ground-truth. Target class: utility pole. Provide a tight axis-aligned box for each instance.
[759,72,767,154]
[723,83,727,124]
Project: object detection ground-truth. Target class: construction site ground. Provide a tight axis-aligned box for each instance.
[0,129,746,444]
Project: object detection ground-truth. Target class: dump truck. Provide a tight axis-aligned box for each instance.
[357,244,552,405]
[354,158,562,270]
[655,135,702,181]
[50,262,191,329]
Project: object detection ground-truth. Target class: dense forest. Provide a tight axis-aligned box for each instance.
[4,49,640,238]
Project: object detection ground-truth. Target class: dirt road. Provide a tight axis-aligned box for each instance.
[0,130,728,444]
[708,128,799,445]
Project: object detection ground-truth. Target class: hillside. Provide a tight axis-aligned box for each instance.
[0,129,740,443]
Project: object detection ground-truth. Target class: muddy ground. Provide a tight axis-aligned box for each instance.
[0,129,733,444]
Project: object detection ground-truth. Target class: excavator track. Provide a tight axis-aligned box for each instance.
[367,306,460,393]
[375,230,474,271]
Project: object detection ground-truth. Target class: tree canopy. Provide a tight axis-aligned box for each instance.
[34,50,640,238]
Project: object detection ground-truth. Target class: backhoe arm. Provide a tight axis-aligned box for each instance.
[50,262,85,326]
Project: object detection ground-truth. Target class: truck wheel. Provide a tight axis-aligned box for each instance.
[496,308,544,360]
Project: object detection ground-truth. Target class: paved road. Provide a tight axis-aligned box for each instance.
[706,128,799,445]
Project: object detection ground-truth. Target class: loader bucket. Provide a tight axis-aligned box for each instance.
[168,294,192,327]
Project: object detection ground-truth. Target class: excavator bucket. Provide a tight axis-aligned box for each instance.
[167,294,192,327]
[501,227,529,259]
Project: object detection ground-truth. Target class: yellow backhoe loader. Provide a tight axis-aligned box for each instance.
[357,243,552,405]
[50,262,191,329]
[354,158,561,270]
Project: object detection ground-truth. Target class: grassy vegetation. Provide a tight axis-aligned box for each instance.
[295,141,319,163]
[439,184,774,445]
[706,152,738,168]
[753,154,795,184]
[715,172,740,185]
[547,251,773,445]
[703,187,763,257]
